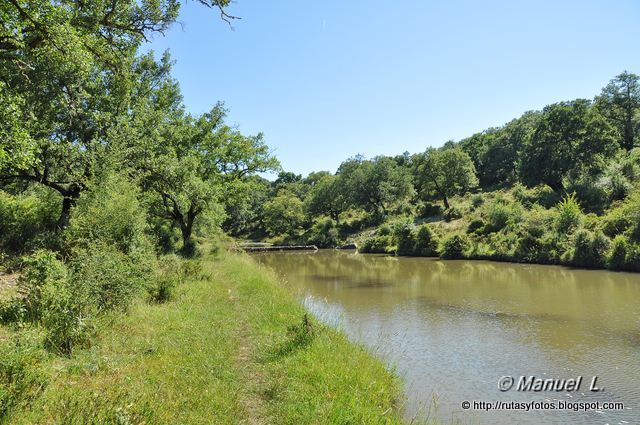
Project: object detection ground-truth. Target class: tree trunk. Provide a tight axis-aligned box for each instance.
[57,197,75,230]
[442,196,450,210]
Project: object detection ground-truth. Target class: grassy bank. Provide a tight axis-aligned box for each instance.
[4,252,402,424]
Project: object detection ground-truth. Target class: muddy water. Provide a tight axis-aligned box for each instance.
[254,250,640,424]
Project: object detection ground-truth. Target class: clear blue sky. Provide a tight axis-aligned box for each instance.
[145,0,640,176]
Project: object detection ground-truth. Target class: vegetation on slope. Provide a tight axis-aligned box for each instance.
[228,73,640,271]
[3,253,401,424]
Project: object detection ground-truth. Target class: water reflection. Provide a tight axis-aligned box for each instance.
[255,250,640,425]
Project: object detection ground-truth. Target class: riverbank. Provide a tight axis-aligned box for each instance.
[4,252,403,424]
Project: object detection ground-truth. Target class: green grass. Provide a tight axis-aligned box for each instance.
[6,252,402,424]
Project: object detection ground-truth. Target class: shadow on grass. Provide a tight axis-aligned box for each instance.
[260,314,320,362]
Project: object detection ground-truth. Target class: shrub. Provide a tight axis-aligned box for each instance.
[17,250,68,321]
[444,206,462,221]
[40,280,95,356]
[0,334,48,417]
[566,179,609,214]
[359,235,394,254]
[471,194,485,209]
[305,217,340,248]
[65,174,150,256]
[0,190,59,254]
[555,193,582,234]
[414,224,439,256]
[608,235,629,270]
[69,244,151,312]
[418,202,442,218]
[570,230,610,268]
[467,218,485,234]
[147,274,178,304]
[440,234,469,259]
[377,223,392,236]
[393,220,416,256]
[531,185,560,208]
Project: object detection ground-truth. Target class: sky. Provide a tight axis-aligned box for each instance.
[145,0,640,177]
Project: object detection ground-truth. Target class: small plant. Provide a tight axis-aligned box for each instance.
[0,335,48,417]
[555,193,582,234]
[147,274,179,304]
[467,218,485,234]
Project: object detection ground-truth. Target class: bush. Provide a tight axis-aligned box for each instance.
[440,234,469,259]
[555,193,582,234]
[359,235,394,254]
[0,334,48,417]
[147,274,178,304]
[69,244,151,312]
[467,219,485,234]
[0,189,59,254]
[608,235,629,270]
[485,200,522,233]
[393,220,416,256]
[570,230,610,268]
[471,193,485,209]
[418,202,442,218]
[414,225,439,256]
[65,174,151,256]
[17,250,68,321]
[566,179,608,214]
[40,280,95,356]
[305,217,340,248]
[444,206,462,221]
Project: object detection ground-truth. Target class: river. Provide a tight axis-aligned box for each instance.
[254,250,639,424]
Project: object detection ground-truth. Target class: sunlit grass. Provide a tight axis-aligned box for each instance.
[8,252,403,424]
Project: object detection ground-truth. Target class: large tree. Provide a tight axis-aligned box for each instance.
[414,147,477,209]
[0,0,234,228]
[520,100,617,191]
[305,174,348,224]
[596,71,640,151]
[124,101,279,252]
[338,156,414,215]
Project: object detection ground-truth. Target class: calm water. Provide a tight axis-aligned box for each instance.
[254,250,640,425]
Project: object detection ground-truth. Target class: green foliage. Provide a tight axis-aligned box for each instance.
[440,234,469,259]
[359,235,394,254]
[392,219,416,256]
[17,250,68,322]
[338,156,415,215]
[555,193,582,234]
[485,199,522,233]
[414,147,478,209]
[65,174,150,257]
[70,244,151,312]
[521,100,618,191]
[570,230,611,268]
[0,334,48,418]
[467,218,485,234]
[414,224,439,256]
[608,235,630,270]
[305,217,340,248]
[0,190,60,254]
[305,175,348,224]
[263,190,305,238]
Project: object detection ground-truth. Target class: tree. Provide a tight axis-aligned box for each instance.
[0,0,235,229]
[305,175,348,224]
[414,147,477,209]
[338,156,414,215]
[263,190,305,237]
[132,104,279,253]
[596,71,640,151]
[520,100,617,191]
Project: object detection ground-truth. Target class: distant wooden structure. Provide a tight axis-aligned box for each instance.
[239,244,318,253]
